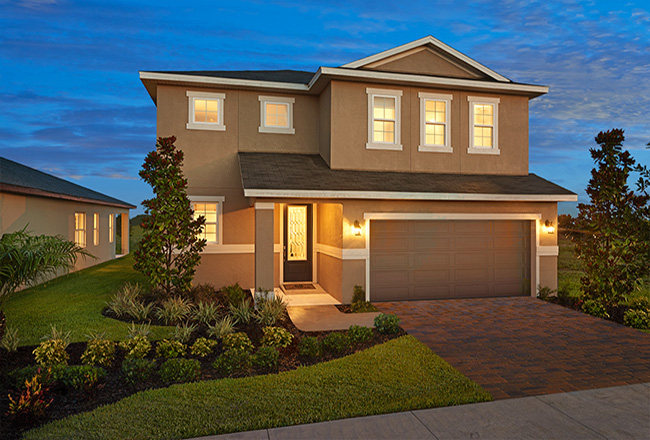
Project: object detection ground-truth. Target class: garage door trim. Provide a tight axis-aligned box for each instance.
[363,212,541,301]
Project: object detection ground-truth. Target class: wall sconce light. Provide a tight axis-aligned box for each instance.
[544,220,555,234]
[352,220,362,236]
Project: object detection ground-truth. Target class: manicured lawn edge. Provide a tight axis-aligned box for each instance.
[24,336,492,440]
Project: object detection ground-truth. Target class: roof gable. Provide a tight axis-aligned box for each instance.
[341,36,510,83]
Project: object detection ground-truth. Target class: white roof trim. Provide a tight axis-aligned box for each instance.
[139,71,310,92]
[244,188,577,202]
[341,36,510,83]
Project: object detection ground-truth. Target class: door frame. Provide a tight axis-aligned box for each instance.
[279,203,317,285]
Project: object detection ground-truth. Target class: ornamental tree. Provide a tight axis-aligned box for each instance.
[134,136,206,296]
[573,129,650,307]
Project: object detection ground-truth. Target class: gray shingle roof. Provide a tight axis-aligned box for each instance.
[151,70,315,85]
[0,157,136,209]
[238,153,576,199]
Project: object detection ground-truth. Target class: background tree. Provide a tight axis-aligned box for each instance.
[573,129,650,307]
[134,136,206,296]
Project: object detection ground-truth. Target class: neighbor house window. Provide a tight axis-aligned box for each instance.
[468,96,500,154]
[419,92,453,152]
[190,196,224,245]
[108,214,114,243]
[366,88,402,150]
[75,212,86,247]
[93,213,99,246]
[258,96,295,134]
[186,91,226,131]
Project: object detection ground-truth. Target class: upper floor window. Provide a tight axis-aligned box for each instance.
[419,92,453,153]
[108,214,114,243]
[468,96,500,155]
[190,196,224,245]
[75,212,86,247]
[259,96,295,134]
[366,88,402,150]
[93,213,99,246]
[186,91,226,131]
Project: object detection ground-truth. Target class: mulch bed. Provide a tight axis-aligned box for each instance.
[0,316,404,440]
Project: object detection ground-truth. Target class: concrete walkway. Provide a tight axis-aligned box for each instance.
[188,383,650,439]
[287,305,379,331]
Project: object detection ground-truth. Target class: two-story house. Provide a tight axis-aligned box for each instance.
[140,36,576,304]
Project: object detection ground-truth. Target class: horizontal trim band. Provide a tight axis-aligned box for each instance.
[201,244,282,254]
[537,245,559,257]
[364,213,542,221]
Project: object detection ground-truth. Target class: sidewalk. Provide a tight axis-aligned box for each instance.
[188,383,650,440]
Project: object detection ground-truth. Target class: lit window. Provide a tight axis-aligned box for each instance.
[190,196,224,246]
[186,91,226,131]
[419,92,453,152]
[108,214,114,243]
[259,96,295,134]
[366,88,402,150]
[468,96,500,154]
[93,213,99,246]
[75,212,86,247]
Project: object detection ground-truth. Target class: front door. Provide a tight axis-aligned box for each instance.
[283,204,312,282]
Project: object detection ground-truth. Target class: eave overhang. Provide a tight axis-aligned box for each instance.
[0,183,136,209]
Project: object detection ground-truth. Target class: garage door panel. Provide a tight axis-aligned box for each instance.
[370,219,531,301]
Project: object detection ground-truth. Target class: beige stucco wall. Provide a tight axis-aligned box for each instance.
[319,83,332,166]
[329,80,529,175]
[363,47,482,79]
[0,192,125,271]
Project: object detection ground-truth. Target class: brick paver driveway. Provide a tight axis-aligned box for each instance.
[376,298,650,400]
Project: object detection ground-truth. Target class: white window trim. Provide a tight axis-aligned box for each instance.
[189,196,225,250]
[75,212,86,248]
[418,92,453,153]
[467,96,500,155]
[186,91,226,131]
[366,88,402,151]
[258,95,295,134]
[108,214,114,243]
[93,213,99,246]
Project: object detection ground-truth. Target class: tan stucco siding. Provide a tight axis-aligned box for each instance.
[539,256,559,291]
[319,83,332,166]
[1,192,123,271]
[194,253,254,289]
[362,47,483,79]
[329,80,529,175]
[317,203,342,248]
[317,253,342,302]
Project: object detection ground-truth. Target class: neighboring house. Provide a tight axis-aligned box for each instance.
[0,157,134,271]
[140,35,577,303]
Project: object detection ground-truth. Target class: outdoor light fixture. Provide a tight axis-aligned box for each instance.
[352,220,362,236]
[544,220,555,234]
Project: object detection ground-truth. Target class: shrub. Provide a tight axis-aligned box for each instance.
[350,301,378,313]
[190,337,219,357]
[156,296,193,325]
[189,283,218,303]
[624,309,650,329]
[9,366,42,390]
[193,300,221,325]
[213,349,251,377]
[156,339,187,358]
[229,299,253,325]
[106,282,143,318]
[374,313,401,334]
[126,299,155,322]
[298,336,321,358]
[581,299,609,318]
[6,373,53,424]
[261,326,293,348]
[172,321,198,344]
[55,365,106,392]
[537,286,557,300]
[1,325,20,352]
[33,339,69,366]
[222,332,254,353]
[81,338,116,367]
[322,332,351,353]
[222,282,247,307]
[348,325,373,344]
[626,296,650,312]
[122,358,157,385]
[207,316,235,339]
[126,322,151,339]
[43,324,71,346]
[253,346,279,369]
[352,285,365,304]
[119,335,151,359]
[159,358,201,383]
[255,296,287,326]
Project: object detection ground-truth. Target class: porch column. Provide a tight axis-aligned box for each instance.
[255,202,275,291]
[120,212,129,254]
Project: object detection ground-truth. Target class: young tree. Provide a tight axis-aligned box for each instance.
[134,136,206,296]
[573,129,650,307]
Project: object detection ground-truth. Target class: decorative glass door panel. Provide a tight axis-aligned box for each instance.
[287,205,307,261]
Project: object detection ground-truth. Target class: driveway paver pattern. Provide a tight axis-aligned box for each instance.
[376,297,650,400]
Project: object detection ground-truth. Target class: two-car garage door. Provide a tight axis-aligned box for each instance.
[369,220,531,301]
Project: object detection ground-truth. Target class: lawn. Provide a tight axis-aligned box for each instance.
[23,335,491,440]
[2,254,172,346]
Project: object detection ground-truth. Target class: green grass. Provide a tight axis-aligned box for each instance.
[2,254,172,346]
[24,335,491,440]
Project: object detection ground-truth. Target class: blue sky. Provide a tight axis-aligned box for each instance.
[1,0,648,215]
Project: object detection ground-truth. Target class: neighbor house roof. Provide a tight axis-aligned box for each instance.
[0,157,136,209]
[238,153,577,202]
